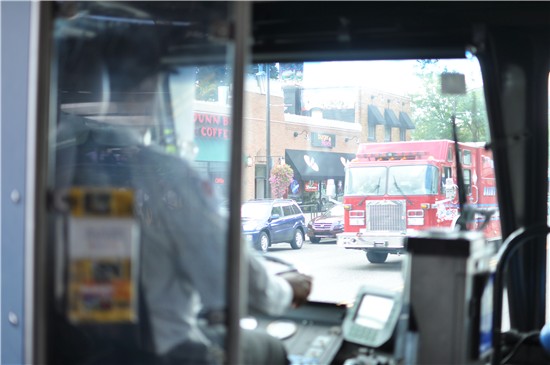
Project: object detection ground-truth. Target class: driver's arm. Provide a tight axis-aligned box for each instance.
[247,249,312,316]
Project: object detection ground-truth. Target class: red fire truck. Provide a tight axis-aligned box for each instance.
[336,140,501,263]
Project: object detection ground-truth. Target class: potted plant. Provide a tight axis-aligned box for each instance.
[269,163,294,199]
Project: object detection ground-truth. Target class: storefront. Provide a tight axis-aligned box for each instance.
[193,111,231,200]
[285,149,356,212]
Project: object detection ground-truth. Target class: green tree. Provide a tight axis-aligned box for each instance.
[195,65,231,102]
[247,63,279,79]
[410,63,488,142]
[195,63,279,102]
[458,89,488,142]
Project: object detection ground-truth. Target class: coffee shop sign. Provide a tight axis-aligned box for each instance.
[194,112,232,140]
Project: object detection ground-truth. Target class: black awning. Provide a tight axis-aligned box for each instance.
[399,112,415,129]
[285,149,356,180]
[368,105,385,125]
[384,109,401,128]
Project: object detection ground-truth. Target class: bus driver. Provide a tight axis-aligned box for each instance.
[53,8,312,364]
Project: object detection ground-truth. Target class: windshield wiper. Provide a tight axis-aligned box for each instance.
[358,177,381,206]
[393,176,413,205]
[370,177,381,194]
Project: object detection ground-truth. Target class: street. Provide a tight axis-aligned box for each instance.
[265,238,515,331]
[265,239,406,304]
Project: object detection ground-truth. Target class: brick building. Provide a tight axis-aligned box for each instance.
[192,85,415,207]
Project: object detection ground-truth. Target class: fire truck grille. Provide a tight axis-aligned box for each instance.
[366,200,406,231]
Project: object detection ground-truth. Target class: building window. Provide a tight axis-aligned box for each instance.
[368,123,376,141]
[255,164,267,198]
[400,128,406,141]
[385,125,392,142]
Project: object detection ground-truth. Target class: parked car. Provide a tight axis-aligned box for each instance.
[307,203,345,243]
[241,199,306,253]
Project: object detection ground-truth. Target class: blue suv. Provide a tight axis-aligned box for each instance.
[241,199,306,253]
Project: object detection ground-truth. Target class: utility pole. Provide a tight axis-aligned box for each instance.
[265,64,271,198]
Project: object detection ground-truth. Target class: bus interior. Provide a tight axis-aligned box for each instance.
[1,1,550,365]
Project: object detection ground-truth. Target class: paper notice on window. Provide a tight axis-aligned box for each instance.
[67,216,139,323]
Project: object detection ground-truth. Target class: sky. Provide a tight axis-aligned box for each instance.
[302,58,484,95]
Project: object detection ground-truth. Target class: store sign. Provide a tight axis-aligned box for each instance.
[290,179,300,194]
[304,180,319,192]
[310,132,335,148]
[194,112,232,140]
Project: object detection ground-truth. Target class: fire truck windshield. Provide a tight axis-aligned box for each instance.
[345,166,387,196]
[345,165,439,196]
[387,165,439,196]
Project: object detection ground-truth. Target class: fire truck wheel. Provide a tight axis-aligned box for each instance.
[256,232,270,253]
[309,237,321,243]
[366,251,388,264]
[290,229,304,249]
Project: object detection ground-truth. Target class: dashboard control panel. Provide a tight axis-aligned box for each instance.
[254,301,347,365]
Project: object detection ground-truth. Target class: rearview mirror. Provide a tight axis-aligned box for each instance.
[441,73,466,95]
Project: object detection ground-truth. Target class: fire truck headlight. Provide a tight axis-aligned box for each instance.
[407,210,424,226]
[407,217,425,226]
[349,210,365,226]
[350,218,365,226]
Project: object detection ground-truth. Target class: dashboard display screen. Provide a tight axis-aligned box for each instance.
[354,294,394,329]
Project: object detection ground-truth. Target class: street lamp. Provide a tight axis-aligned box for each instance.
[256,65,271,198]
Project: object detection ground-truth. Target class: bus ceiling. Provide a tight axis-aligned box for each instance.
[250,2,550,63]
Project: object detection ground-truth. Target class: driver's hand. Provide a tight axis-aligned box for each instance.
[278,272,313,308]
